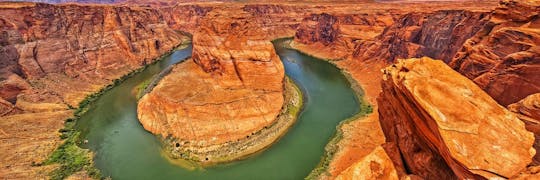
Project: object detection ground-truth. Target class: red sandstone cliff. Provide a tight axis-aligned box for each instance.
[0,2,186,178]
[449,0,540,106]
[378,57,535,179]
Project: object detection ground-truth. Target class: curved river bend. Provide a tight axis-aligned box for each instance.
[76,39,360,179]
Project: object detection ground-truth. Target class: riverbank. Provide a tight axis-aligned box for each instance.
[162,76,303,166]
[41,41,191,180]
[285,38,386,179]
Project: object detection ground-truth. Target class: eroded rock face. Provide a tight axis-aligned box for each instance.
[335,146,399,180]
[290,3,501,179]
[509,93,540,166]
[0,2,185,108]
[137,5,298,163]
[449,0,540,106]
[353,10,489,63]
[510,93,540,121]
[378,57,535,179]
[161,5,213,34]
[292,12,398,60]
[0,2,186,178]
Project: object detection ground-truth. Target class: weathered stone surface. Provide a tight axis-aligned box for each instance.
[292,12,397,60]
[137,5,296,163]
[449,0,540,106]
[378,57,535,179]
[509,93,540,166]
[319,112,386,179]
[353,10,489,64]
[335,146,399,180]
[510,93,540,121]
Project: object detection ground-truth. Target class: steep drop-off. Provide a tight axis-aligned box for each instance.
[0,2,186,178]
[378,57,535,179]
[291,3,498,179]
[450,0,540,106]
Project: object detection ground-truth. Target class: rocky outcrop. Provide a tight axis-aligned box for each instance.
[137,5,306,164]
[291,3,497,179]
[335,146,399,180]
[449,0,540,106]
[510,93,540,121]
[509,93,540,166]
[0,2,186,178]
[378,57,535,179]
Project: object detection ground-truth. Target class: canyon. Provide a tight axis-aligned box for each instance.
[1,0,540,179]
[0,2,188,178]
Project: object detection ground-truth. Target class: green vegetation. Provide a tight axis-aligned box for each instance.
[285,77,303,117]
[277,38,375,180]
[43,43,188,179]
[136,79,152,99]
[43,132,100,180]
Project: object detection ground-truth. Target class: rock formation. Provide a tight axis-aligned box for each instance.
[352,10,489,64]
[137,4,304,164]
[292,12,397,60]
[291,2,498,179]
[335,146,399,180]
[509,93,540,166]
[378,57,535,179]
[510,93,540,122]
[449,0,540,106]
[0,2,186,178]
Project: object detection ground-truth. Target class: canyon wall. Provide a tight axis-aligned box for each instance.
[352,10,489,64]
[0,2,186,178]
[449,0,540,106]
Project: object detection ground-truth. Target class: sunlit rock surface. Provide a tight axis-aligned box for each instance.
[378,57,535,179]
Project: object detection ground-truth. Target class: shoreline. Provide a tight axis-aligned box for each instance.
[162,76,304,167]
[285,39,377,179]
[41,40,191,179]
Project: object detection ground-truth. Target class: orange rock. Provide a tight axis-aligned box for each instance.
[335,146,399,180]
[509,93,540,166]
[509,93,540,121]
[137,11,291,163]
[449,0,540,106]
[378,57,535,179]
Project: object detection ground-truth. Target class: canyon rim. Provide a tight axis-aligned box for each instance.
[1,0,540,179]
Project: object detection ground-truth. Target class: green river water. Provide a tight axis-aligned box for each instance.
[75,39,361,179]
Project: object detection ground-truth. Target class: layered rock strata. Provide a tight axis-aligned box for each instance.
[509,93,540,166]
[0,2,186,178]
[378,57,535,179]
[137,9,302,164]
[449,0,540,106]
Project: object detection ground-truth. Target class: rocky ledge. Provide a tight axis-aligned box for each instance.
[378,57,535,179]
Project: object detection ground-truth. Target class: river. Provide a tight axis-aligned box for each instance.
[75,39,360,179]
